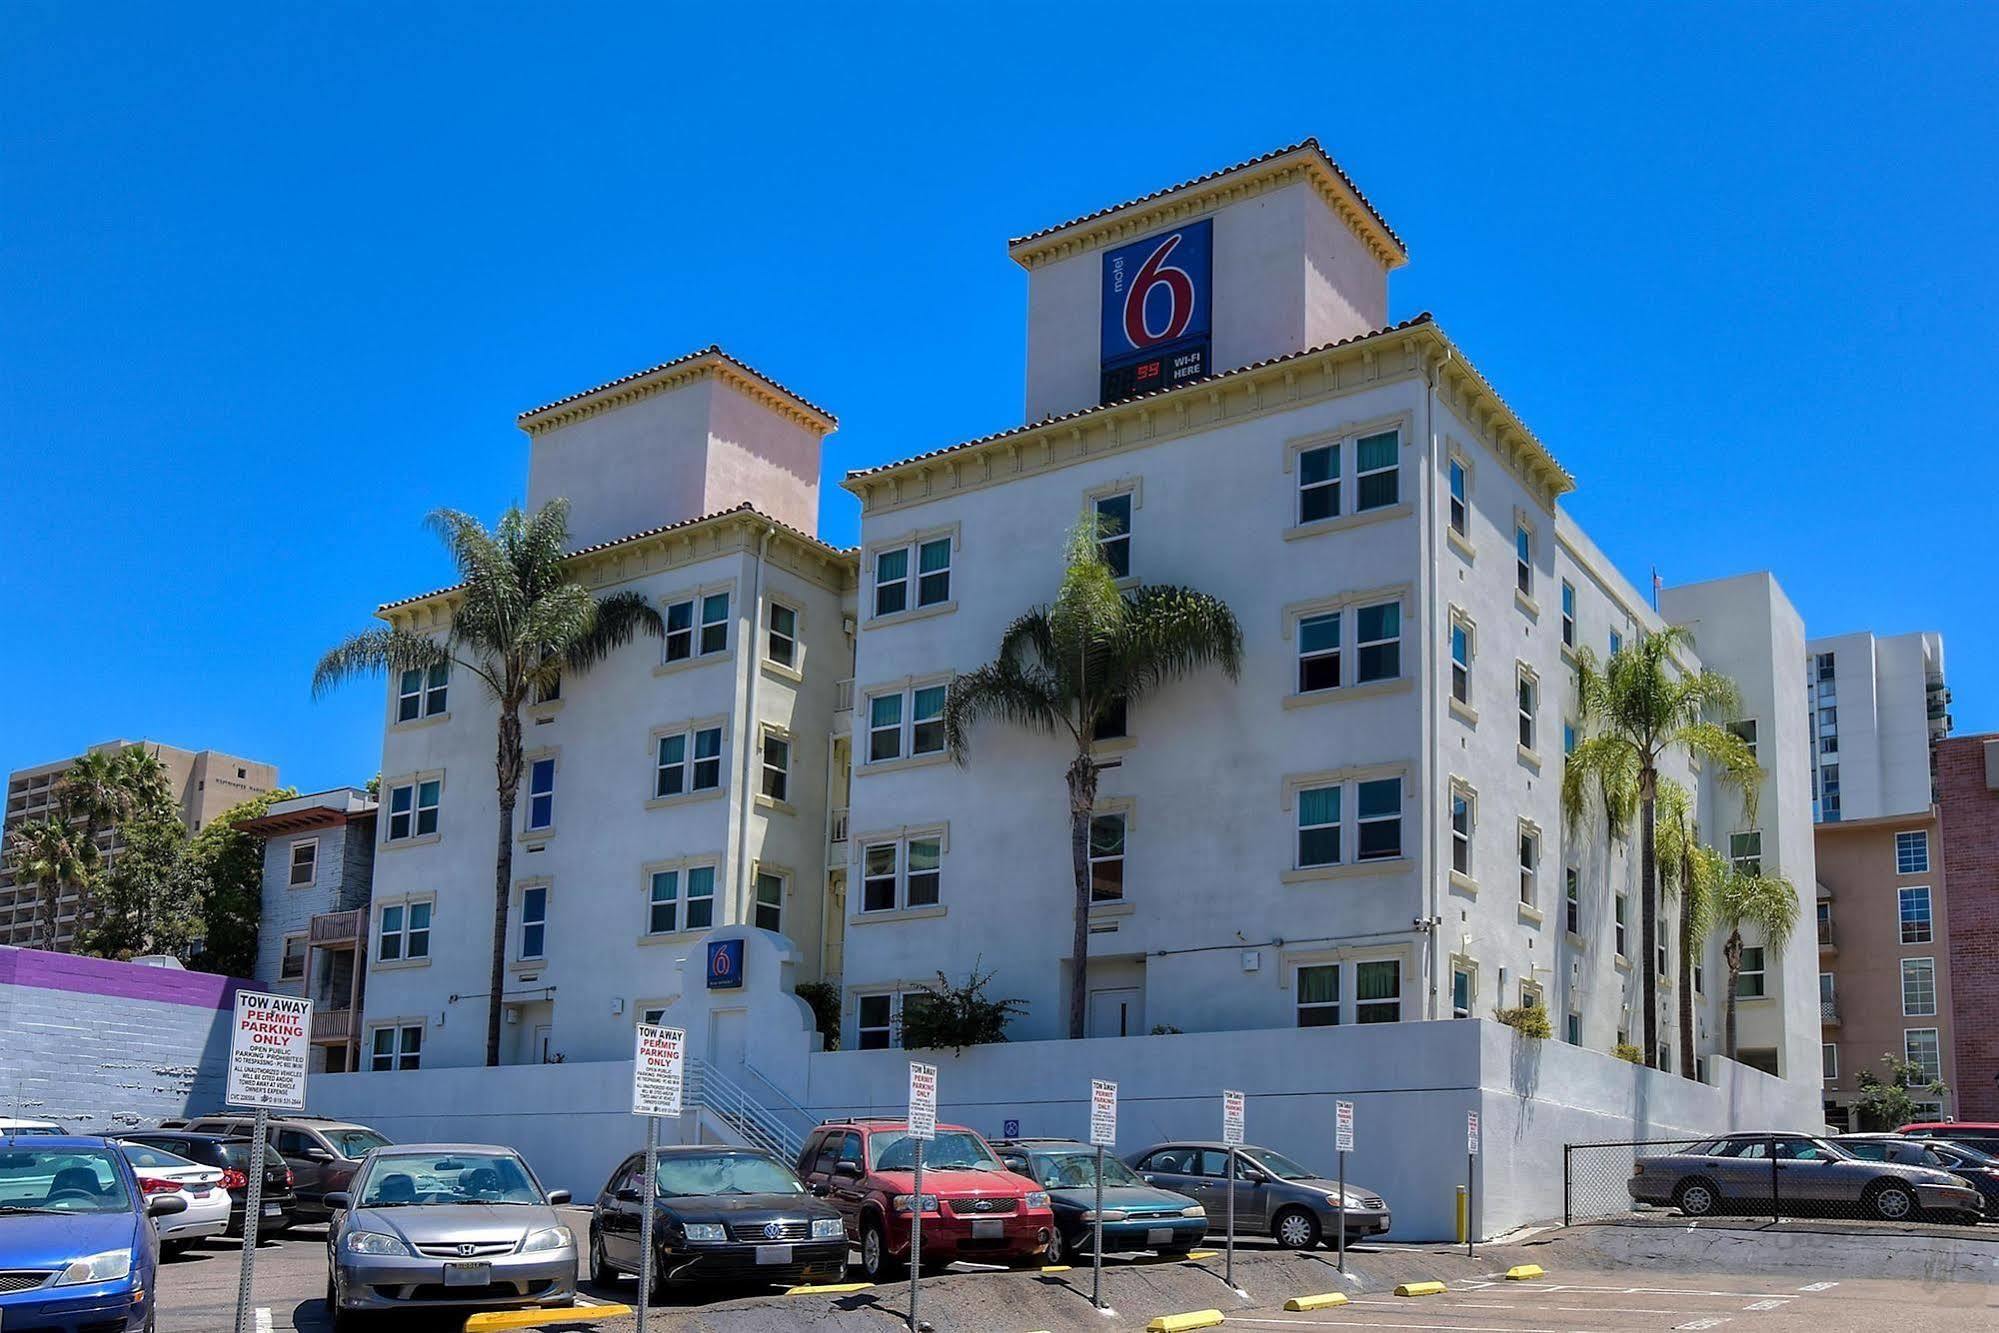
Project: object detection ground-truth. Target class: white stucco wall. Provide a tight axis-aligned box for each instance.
[526,378,719,552]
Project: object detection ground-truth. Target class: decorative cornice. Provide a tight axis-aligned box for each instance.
[516,347,837,438]
[1008,139,1407,272]
[841,316,1573,519]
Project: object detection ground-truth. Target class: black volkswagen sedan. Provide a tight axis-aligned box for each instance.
[589,1145,848,1296]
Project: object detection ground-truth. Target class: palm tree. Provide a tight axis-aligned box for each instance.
[943,517,1242,1039]
[1714,865,1801,1062]
[5,817,94,949]
[314,499,663,1066]
[1657,782,1724,1078]
[1562,627,1758,1069]
[54,750,141,932]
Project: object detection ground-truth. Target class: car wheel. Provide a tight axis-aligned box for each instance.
[646,1247,671,1304]
[1272,1207,1322,1250]
[589,1230,617,1285]
[159,1239,186,1260]
[1674,1178,1720,1218]
[1045,1226,1068,1265]
[861,1216,906,1282]
[1867,1181,1916,1222]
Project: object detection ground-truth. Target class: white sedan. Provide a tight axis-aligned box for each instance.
[118,1141,232,1254]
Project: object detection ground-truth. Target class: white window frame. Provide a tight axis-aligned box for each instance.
[1353,427,1401,512]
[375,895,433,966]
[1355,774,1404,863]
[395,661,449,724]
[760,726,792,806]
[1615,893,1629,959]
[1901,956,1937,1017]
[383,773,442,844]
[279,930,308,982]
[1450,955,1477,1019]
[752,867,787,934]
[1904,1027,1942,1083]
[524,752,557,835]
[863,680,949,766]
[516,880,549,962]
[1088,809,1127,905]
[868,527,957,620]
[766,600,801,672]
[1564,867,1581,936]
[1516,663,1539,753]
[1729,830,1763,876]
[1895,830,1930,875]
[1448,610,1474,707]
[1089,481,1138,581]
[1296,609,1342,694]
[1283,586,1411,703]
[853,989,928,1051]
[855,828,947,916]
[1560,580,1576,648]
[368,1021,423,1072]
[652,719,727,802]
[1297,439,1340,524]
[1296,963,1341,1027]
[1352,955,1405,1024]
[1518,821,1541,908]
[288,838,318,889]
[1446,452,1469,537]
[1353,598,1402,685]
[1729,719,1759,761]
[1296,783,1341,869]
[640,860,717,939]
[1899,885,1933,945]
[1515,517,1534,599]
[1823,1042,1838,1082]
[1449,781,1475,879]
[1737,945,1767,998]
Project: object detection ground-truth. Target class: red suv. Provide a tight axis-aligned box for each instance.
[796,1118,1053,1280]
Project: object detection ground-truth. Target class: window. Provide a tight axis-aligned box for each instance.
[1095,491,1133,578]
[1899,886,1933,944]
[654,725,724,798]
[1560,581,1576,648]
[385,777,440,842]
[1297,965,1340,1027]
[1520,978,1544,1011]
[280,933,307,981]
[518,884,547,961]
[1609,629,1623,657]
[1566,1012,1582,1045]
[1737,946,1766,998]
[1904,1028,1942,1082]
[1091,695,1129,743]
[1517,667,1538,751]
[874,536,952,617]
[1819,763,1841,819]
[1355,430,1398,510]
[1449,786,1473,876]
[536,673,561,705]
[647,869,680,935]
[664,591,731,663]
[643,865,715,934]
[1355,601,1401,683]
[761,732,790,803]
[1515,523,1533,596]
[377,900,431,963]
[1615,894,1629,958]
[1356,777,1402,861]
[856,992,929,1051]
[1447,457,1468,536]
[369,1023,422,1072]
[1089,813,1126,903]
[1297,612,1340,693]
[396,663,449,722]
[1823,1042,1837,1082]
[767,603,799,669]
[288,839,317,888]
[859,835,942,913]
[1902,957,1937,1016]
[1449,616,1472,705]
[1564,719,1577,755]
[526,757,555,833]
[1451,962,1474,1019]
[1355,959,1402,1023]
[866,684,947,763]
[1519,825,1540,907]
[1729,831,1762,877]
[1297,785,1340,868]
[1816,651,1836,682]
[1565,868,1581,934]
[1728,719,1758,761]
[754,871,784,933]
[1298,442,1339,522]
[1896,830,1930,875]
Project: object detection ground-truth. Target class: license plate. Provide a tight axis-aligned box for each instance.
[1146,1227,1173,1245]
[971,1218,1003,1239]
[263,1204,282,1217]
[755,1244,792,1264]
[443,1262,490,1287]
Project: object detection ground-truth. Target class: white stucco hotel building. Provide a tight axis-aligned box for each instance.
[354,141,1818,1086]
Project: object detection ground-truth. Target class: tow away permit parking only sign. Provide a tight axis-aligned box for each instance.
[226,991,310,1111]
[1090,1079,1118,1148]
[632,1024,686,1117]
[908,1062,938,1140]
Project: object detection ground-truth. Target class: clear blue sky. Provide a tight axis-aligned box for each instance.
[3,4,1991,792]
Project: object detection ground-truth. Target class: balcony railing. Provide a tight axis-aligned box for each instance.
[829,807,849,845]
[1820,998,1840,1025]
[311,1007,358,1042]
[1818,921,1836,952]
[834,678,854,713]
[310,908,364,946]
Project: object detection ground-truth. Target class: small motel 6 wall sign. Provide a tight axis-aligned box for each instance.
[706,937,745,989]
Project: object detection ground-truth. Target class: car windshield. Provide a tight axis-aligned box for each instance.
[871,1131,998,1172]
[1246,1149,1318,1181]
[120,1143,197,1170]
[1933,1141,1999,1167]
[1031,1151,1145,1189]
[358,1152,540,1207]
[2,1125,61,1136]
[655,1153,802,1197]
[0,1147,135,1214]
[325,1129,391,1158]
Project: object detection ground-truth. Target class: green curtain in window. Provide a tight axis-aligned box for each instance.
[1298,786,1340,827]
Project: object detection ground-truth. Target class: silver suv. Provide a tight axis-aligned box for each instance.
[183,1114,391,1222]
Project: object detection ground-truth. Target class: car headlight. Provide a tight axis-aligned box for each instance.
[54,1249,133,1286]
[681,1222,726,1242]
[343,1230,412,1257]
[891,1194,937,1213]
[1024,1191,1051,1210]
[1180,1205,1206,1218]
[520,1225,574,1253]
[811,1217,845,1240]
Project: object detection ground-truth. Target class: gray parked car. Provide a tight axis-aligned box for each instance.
[1628,1132,1983,1223]
[324,1143,574,1329]
[1125,1141,1390,1249]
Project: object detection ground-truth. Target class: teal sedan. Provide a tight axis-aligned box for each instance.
[995,1139,1206,1264]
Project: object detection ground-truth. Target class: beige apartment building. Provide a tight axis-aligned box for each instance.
[0,740,279,949]
[1809,632,1956,1127]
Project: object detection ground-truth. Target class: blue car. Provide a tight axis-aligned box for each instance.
[994,1139,1208,1264]
[0,1135,187,1332]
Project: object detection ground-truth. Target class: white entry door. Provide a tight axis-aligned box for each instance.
[1087,987,1143,1039]
[708,1007,748,1072]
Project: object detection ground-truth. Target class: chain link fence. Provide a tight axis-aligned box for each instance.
[1564,1134,1990,1227]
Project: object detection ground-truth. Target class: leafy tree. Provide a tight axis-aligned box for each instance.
[314,499,663,1065]
[898,960,1027,1054]
[944,517,1241,1038]
[1657,782,1724,1079]
[795,981,841,1051]
[81,806,205,961]
[1714,864,1801,1062]
[4,817,94,949]
[186,788,297,976]
[1854,1054,1947,1131]
[1562,627,1759,1069]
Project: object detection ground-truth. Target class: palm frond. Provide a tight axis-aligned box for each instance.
[1560,731,1639,839]
[942,660,1065,764]
[1109,585,1244,700]
[1677,719,1762,824]
[565,590,666,675]
[1715,870,1801,951]
[311,628,451,698]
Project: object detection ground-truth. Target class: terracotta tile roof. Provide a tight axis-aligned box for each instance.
[515,345,838,430]
[375,502,849,614]
[844,314,1437,482]
[1007,137,1406,262]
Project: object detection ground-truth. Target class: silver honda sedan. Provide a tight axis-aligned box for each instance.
[1627,1132,1984,1223]
[324,1143,575,1327]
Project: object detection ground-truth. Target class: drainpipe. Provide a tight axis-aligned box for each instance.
[735,526,775,925]
[1423,351,1448,1020]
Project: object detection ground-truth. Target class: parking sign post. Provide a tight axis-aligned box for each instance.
[224,991,310,1333]
[1222,1089,1244,1291]
[908,1061,937,1333]
[632,1024,686,1333]
[1089,1079,1117,1310]
[1335,1099,1354,1273]
[1466,1111,1479,1259]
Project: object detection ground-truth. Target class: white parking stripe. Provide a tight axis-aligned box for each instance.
[1796,1282,1837,1292]
[1232,1320,1607,1333]
[255,1308,274,1333]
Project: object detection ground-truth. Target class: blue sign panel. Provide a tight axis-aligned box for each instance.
[706,938,744,990]
[1100,218,1212,404]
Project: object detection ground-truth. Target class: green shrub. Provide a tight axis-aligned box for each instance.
[794,981,841,1051]
[898,959,1026,1054]
[1493,1005,1551,1039]
[1613,1042,1645,1064]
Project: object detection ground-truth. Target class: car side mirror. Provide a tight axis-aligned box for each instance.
[834,1162,861,1179]
[545,1189,571,1206]
[809,1183,830,1197]
[324,1192,350,1211]
[1242,1169,1268,1184]
[303,1148,335,1163]
[616,1187,641,1203]
[1141,1174,1157,1185]
[148,1193,188,1217]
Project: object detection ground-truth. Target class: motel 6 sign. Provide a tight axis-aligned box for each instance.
[1099,218,1213,404]
[706,937,744,989]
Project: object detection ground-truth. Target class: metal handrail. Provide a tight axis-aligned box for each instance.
[686,1058,804,1163]
[742,1063,817,1134]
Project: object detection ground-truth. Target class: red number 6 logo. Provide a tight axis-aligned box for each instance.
[1123,233,1196,350]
